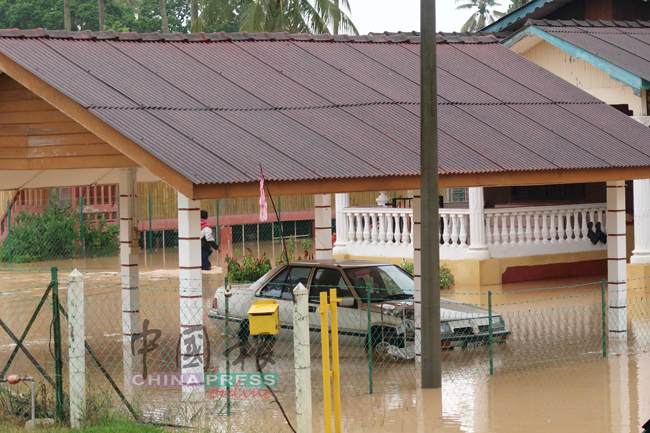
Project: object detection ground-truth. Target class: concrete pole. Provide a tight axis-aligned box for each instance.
[119,168,140,397]
[178,192,204,398]
[67,269,85,429]
[607,181,627,341]
[631,179,650,264]
[467,187,490,260]
[420,0,441,388]
[293,283,312,433]
[333,193,350,256]
[315,194,333,260]
[412,190,422,364]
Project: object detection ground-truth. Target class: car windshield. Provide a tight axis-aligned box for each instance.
[345,265,414,301]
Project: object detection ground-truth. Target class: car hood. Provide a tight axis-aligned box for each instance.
[441,297,492,319]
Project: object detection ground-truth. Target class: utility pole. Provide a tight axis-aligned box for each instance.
[420,0,442,388]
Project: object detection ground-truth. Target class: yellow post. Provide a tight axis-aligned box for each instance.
[320,291,332,433]
[329,289,342,433]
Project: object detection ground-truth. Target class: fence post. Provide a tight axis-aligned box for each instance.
[293,283,312,433]
[80,197,85,259]
[278,197,283,249]
[67,269,86,428]
[224,276,231,416]
[488,291,493,376]
[148,194,153,260]
[6,200,10,264]
[602,279,607,358]
[216,200,220,264]
[367,288,373,394]
[51,267,65,421]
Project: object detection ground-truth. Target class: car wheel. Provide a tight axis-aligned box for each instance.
[367,326,405,350]
[237,319,250,341]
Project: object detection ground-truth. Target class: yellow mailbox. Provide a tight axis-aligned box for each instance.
[247,300,280,335]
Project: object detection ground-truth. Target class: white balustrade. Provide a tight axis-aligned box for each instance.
[340,203,607,260]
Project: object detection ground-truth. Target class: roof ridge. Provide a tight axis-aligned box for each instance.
[525,18,650,28]
[0,28,502,44]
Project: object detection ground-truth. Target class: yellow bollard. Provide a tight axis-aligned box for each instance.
[320,291,332,433]
[329,289,342,433]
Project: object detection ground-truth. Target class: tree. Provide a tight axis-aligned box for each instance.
[64,0,71,30]
[196,0,356,34]
[455,0,504,32]
[98,0,105,29]
[132,0,190,32]
[0,0,136,31]
[508,0,530,12]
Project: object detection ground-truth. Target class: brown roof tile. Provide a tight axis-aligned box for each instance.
[0,29,648,185]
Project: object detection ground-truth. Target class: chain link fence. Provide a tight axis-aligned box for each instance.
[5,268,650,430]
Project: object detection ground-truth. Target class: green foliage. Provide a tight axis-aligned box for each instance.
[225,252,272,282]
[400,259,455,291]
[0,191,119,263]
[132,0,191,32]
[0,0,136,31]
[196,0,357,34]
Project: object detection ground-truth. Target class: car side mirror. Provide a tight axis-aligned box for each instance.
[339,298,355,308]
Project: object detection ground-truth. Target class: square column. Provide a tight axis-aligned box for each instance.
[178,193,204,397]
[119,168,140,395]
[631,179,650,264]
[412,190,422,363]
[467,187,490,260]
[332,193,350,256]
[607,181,627,340]
[314,194,333,259]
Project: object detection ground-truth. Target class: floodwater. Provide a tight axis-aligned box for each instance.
[2,258,649,433]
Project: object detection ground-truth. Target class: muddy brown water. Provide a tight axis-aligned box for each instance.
[2,260,650,432]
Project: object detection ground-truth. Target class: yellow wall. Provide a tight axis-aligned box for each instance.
[339,250,607,288]
[522,41,645,115]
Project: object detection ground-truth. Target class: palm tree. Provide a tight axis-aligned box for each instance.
[159,0,170,32]
[98,0,106,30]
[196,0,356,34]
[455,0,504,32]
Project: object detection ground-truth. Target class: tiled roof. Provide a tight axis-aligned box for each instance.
[527,20,650,82]
[1,29,650,185]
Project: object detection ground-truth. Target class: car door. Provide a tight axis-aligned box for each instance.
[258,265,312,328]
[308,267,362,333]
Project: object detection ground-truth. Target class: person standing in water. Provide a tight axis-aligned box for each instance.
[201,210,220,270]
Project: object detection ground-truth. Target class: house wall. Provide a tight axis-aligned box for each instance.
[522,41,645,115]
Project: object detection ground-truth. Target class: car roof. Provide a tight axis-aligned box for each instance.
[282,259,398,268]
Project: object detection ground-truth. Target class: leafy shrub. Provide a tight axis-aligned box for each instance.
[225,252,272,283]
[0,191,119,263]
[399,259,455,290]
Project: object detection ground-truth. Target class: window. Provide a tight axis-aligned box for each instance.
[345,265,414,302]
[310,268,354,307]
[443,188,468,203]
[260,266,311,300]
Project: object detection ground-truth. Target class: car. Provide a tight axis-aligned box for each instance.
[208,259,510,359]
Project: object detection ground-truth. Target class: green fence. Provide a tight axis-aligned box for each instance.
[5,268,650,430]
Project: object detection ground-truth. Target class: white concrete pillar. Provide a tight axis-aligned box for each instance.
[412,190,421,363]
[178,192,204,397]
[293,283,312,433]
[333,193,349,256]
[314,194,333,259]
[632,179,650,264]
[607,181,627,339]
[119,168,140,395]
[467,187,489,260]
[67,269,85,429]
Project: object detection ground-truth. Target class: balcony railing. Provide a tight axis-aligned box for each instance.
[339,203,607,260]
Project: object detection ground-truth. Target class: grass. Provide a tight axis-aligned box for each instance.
[0,419,165,433]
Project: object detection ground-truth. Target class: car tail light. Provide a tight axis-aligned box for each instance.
[441,342,451,348]
[212,298,218,309]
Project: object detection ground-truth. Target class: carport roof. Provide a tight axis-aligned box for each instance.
[1,29,650,198]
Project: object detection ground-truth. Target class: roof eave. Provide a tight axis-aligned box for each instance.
[503,26,650,95]
[483,0,558,33]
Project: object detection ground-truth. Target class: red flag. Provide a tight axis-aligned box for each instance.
[259,170,268,222]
